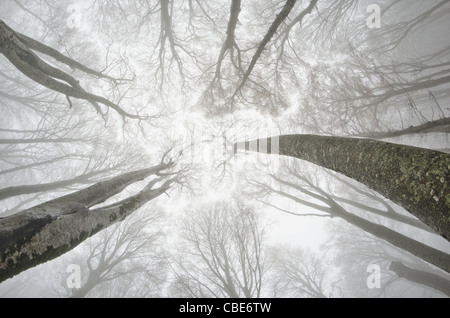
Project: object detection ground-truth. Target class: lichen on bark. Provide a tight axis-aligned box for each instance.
[0,162,175,283]
[237,134,450,240]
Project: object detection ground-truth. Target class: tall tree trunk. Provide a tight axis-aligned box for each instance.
[331,202,450,273]
[235,135,450,240]
[214,0,241,76]
[70,270,102,298]
[0,162,175,283]
[0,20,140,119]
[0,138,86,144]
[0,168,116,201]
[353,117,450,139]
[232,0,297,96]
[0,155,78,176]
[263,173,450,273]
[389,261,450,297]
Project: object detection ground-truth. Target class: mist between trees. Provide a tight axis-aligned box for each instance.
[0,0,449,298]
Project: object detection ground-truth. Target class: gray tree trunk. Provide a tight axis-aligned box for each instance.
[389,261,450,297]
[332,202,450,273]
[233,0,297,95]
[266,173,450,273]
[70,269,102,298]
[353,117,450,139]
[235,134,450,240]
[0,167,117,201]
[0,19,140,119]
[0,162,174,283]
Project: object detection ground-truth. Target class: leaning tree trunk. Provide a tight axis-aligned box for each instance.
[232,0,297,96]
[70,269,103,298]
[266,172,450,273]
[234,135,450,240]
[0,168,116,201]
[0,161,175,283]
[332,202,450,273]
[389,261,450,297]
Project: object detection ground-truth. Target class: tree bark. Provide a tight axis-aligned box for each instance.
[0,20,140,119]
[0,167,117,201]
[262,173,450,273]
[70,270,102,298]
[274,171,435,233]
[353,117,450,140]
[14,30,115,81]
[233,0,297,95]
[0,162,174,283]
[0,155,77,176]
[332,203,450,273]
[0,138,86,144]
[235,134,450,241]
[214,0,241,77]
[389,261,450,297]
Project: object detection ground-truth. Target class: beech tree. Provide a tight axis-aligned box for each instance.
[66,209,166,298]
[0,20,145,121]
[248,164,450,275]
[0,157,177,283]
[268,246,332,298]
[169,200,266,298]
[235,134,450,241]
[389,261,450,297]
[289,0,450,136]
[324,222,450,297]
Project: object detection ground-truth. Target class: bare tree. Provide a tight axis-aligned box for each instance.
[289,0,450,136]
[0,154,178,283]
[169,199,266,298]
[0,19,145,120]
[268,246,332,298]
[0,134,153,216]
[324,221,450,297]
[197,0,243,114]
[66,209,167,298]
[231,0,297,100]
[197,0,320,115]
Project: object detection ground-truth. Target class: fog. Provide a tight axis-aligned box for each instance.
[0,0,449,298]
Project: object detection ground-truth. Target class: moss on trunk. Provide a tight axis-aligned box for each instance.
[0,163,174,283]
[237,135,450,240]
